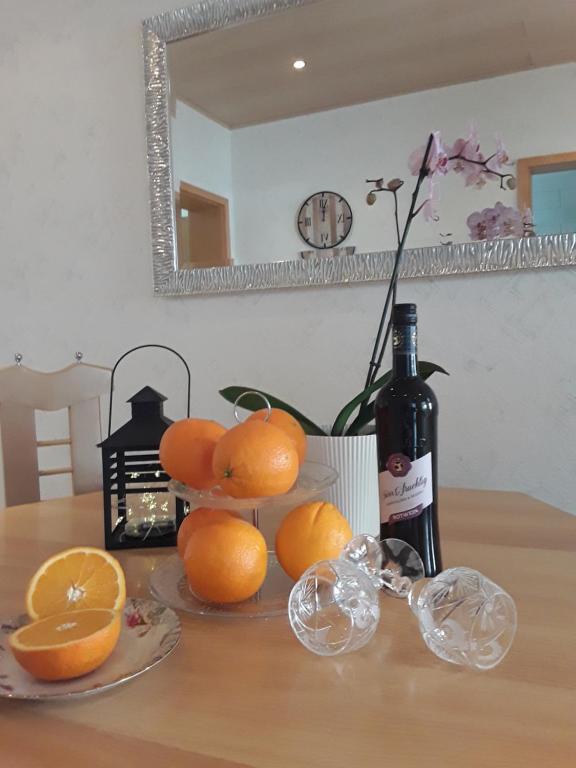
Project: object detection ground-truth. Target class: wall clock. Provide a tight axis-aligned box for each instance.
[297,191,353,249]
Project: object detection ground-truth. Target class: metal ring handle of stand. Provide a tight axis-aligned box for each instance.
[233,391,272,424]
[107,344,191,436]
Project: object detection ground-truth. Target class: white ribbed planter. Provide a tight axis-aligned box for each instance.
[306,433,379,536]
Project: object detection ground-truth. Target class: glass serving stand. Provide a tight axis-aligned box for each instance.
[149,461,338,618]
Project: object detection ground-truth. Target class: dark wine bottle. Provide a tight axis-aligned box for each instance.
[374,303,442,577]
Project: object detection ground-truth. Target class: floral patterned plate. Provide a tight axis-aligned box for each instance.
[0,598,180,700]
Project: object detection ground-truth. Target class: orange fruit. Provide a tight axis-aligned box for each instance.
[247,408,307,463]
[275,501,353,581]
[184,518,267,604]
[10,608,121,681]
[176,507,238,559]
[25,547,126,621]
[212,420,299,498]
[160,418,226,490]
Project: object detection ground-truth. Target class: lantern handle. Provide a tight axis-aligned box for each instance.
[107,344,191,436]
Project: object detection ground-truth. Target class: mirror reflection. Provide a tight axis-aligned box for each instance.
[167,0,576,268]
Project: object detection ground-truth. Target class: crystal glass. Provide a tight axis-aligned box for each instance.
[408,567,517,670]
[289,535,517,669]
[288,560,380,656]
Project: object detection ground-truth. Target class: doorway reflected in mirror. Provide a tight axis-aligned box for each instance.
[175,183,231,268]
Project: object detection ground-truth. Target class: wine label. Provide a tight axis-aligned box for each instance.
[379,452,433,524]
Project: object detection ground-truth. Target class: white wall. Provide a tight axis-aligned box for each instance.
[171,100,232,198]
[232,64,576,262]
[170,99,236,256]
[1,0,575,516]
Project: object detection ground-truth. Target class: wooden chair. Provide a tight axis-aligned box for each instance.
[0,356,111,507]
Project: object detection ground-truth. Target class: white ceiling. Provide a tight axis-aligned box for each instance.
[167,0,576,128]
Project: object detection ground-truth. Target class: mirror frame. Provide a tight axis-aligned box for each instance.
[143,0,576,296]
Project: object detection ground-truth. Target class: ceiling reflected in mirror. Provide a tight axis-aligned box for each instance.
[167,0,575,128]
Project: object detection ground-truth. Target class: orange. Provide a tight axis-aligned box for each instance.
[25,547,126,621]
[275,501,353,581]
[10,608,121,681]
[247,408,307,463]
[176,507,238,559]
[184,518,267,604]
[160,418,226,490]
[212,420,299,498]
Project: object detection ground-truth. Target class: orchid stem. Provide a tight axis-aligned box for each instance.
[358,133,434,424]
[350,134,514,434]
[370,162,430,382]
[393,189,401,245]
[449,153,514,189]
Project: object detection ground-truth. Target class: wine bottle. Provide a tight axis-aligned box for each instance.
[374,303,442,577]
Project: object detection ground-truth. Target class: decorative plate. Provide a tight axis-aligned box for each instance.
[169,460,338,511]
[0,598,180,700]
[150,553,294,618]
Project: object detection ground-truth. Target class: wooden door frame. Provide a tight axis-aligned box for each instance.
[517,151,576,211]
[176,181,231,266]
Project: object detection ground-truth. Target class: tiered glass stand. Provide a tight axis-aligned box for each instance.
[149,461,338,618]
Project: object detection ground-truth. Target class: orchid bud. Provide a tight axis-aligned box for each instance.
[506,176,517,190]
[375,178,385,189]
[387,178,404,191]
[366,192,377,206]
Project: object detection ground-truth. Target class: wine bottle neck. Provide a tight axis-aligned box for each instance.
[392,323,418,378]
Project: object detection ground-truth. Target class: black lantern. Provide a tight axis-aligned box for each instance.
[99,345,190,550]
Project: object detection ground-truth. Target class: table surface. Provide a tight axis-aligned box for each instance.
[0,489,575,767]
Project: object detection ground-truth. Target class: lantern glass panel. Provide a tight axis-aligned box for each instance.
[109,448,177,543]
[116,490,177,541]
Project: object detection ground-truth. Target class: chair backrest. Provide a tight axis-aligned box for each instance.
[0,361,111,506]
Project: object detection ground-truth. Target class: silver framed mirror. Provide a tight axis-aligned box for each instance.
[143,0,576,296]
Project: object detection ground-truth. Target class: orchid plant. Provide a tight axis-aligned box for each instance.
[221,129,516,436]
[467,202,534,240]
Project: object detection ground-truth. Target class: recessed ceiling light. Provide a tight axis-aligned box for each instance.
[293,59,306,70]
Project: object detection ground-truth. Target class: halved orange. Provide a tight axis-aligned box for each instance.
[10,608,121,681]
[25,547,126,620]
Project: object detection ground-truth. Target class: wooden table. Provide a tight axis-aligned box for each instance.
[0,489,575,767]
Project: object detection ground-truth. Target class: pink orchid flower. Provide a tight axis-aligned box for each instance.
[449,126,482,166]
[483,206,501,238]
[466,211,487,240]
[467,202,525,240]
[463,157,488,188]
[421,178,440,221]
[408,131,449,177]
[494,202,523,236]
[449,137,471,172]
[492,136,511,169]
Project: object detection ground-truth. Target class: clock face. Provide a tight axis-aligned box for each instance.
[297,191,353,249]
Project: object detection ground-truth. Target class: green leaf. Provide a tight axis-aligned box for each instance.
[344,399,380,437]
[332,361,449,437]
[331,371,393,437]
[418,360,449,378]
[219,386,327,436]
